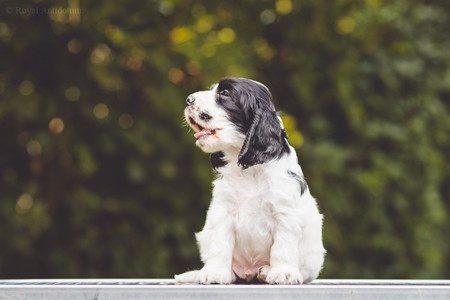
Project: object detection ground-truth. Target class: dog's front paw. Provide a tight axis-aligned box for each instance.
[261,266,303,285]
[197,266,236,284]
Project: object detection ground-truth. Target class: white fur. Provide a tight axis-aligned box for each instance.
[177,82,326,285]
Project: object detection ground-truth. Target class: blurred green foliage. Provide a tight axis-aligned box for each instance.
[0,0,449,279]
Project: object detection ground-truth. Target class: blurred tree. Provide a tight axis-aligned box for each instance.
[0,0,449,279]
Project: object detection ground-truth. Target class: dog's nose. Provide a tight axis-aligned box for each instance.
[186,95,195,106]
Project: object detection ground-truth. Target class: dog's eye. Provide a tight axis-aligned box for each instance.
[219,90,231,98]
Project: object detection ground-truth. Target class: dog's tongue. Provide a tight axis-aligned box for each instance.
[194,129,212,139]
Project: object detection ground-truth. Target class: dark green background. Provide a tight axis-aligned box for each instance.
[0,0,449,279]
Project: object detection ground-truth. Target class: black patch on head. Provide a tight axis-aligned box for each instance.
[210,151,227,169]
[215,78,290,169]
[215,78,253,135]
[287,170,308,195]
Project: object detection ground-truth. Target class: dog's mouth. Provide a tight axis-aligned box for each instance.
[188,117,219,139]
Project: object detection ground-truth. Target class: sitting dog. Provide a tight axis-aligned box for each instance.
[175,78,325,284]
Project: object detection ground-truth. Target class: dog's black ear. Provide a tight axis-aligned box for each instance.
[238,110,289,169]
[210,151,227,169]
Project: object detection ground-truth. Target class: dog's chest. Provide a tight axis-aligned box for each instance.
[214,172,276,248]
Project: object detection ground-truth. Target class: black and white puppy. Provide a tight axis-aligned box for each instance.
[176,78,325,284]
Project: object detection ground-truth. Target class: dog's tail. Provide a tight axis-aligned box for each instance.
[174,270,200,284]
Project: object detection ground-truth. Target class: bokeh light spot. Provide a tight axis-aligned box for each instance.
[260,9,276,25]
[186,61,202,76]
[168,68,184,84]
[19,80,35,96]
[16,194,34,214]
[65,86,81,101]
[282,114,304,148]
[366,0,381,8]
[195,15,214,33]
[67,38,82,54]
[252,38,275,61]
[170,26,193,44]
[26,140,42,156]
[118,113,134,129]
[289,131,304,148]
[48,117,65,134]
[276,0,293,15]
[159,1,174,16]
[218,28,236,44]
[93,103,109,119]
[337,17,356,34]
[90,43,111,65]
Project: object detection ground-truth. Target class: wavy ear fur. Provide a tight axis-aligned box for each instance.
[238,110,289,169]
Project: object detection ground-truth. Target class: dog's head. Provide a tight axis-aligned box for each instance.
[184,78,290,169]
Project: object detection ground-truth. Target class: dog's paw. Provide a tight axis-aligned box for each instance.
[174,270,200,284]
[256,265,270,283]
[197,266,236,284]
[259,266,303,285]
